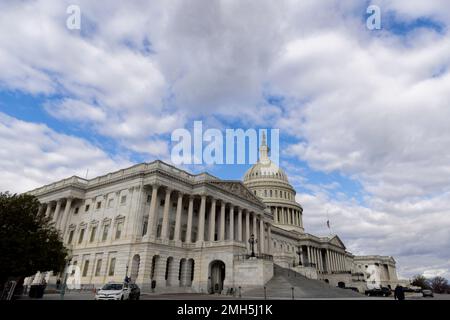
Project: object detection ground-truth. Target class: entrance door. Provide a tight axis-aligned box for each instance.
[210,261,225,294]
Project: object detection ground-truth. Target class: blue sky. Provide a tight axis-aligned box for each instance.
[1,0,450,279]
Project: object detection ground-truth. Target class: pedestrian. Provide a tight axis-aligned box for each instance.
[394,285,405,301]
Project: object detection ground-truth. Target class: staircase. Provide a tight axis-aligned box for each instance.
[243,264,363,299]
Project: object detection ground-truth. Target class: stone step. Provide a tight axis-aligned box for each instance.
[243,264,362,299]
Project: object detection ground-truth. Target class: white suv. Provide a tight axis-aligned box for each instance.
[95,282,130,300]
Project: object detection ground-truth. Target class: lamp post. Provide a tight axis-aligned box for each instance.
[248,234,257,258]
[124,264,129,283]
[296,247,302,266]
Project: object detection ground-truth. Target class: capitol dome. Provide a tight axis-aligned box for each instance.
[243,132,304,233]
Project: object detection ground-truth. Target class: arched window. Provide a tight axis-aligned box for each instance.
[275,190,278,197]
[270,190,273,197]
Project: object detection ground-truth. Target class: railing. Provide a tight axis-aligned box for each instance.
[234,254,273,261]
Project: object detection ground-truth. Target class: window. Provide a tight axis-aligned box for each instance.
[275,190,278,197]
[142,219,148,236]
[68,230,74,244]
[120,195,127,205]
[95,259,102,276]
[264,190,267,197]
[78,229,85,244]
[85,204,90,212]
[160,199,165,206]
[82,260,90,277]
[115,221,123,240]
[102,224,110,241]
[96,201,102,209]
[108,258,116,276]
[147,195,151,203]
[108,198,114,208]
[74,207,79,214]
[90,226,97,243]
[270,190,273,197]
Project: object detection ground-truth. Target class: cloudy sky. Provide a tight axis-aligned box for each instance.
[1,0,449,280]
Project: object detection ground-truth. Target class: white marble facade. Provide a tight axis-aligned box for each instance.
[27,140,400,293]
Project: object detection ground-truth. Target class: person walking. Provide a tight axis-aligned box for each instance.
[394,285,405,301]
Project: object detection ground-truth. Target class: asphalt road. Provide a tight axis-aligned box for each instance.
[19,291,450,300]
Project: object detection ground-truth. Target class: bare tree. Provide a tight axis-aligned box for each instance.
[430,276,449,294]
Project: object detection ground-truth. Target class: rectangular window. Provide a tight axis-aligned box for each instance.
[120,195,127,204]
[108,198,114,208]
[74,207,79,214]
[78,229,85,244]
[95,259,102,277]
[102,224,110,241]
[90,226,97,243]
[82,260,89,277]
[146,195,151,203]
[68,230,74,244]
[142,220,148,236]
[115,221,123,240]
[85,204,90,212]
[108,258,116,276]
[96,201,102,209]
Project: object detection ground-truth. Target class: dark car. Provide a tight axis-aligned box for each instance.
[365,287,392,297]
[422,289,434,298]
[128,283,141,300]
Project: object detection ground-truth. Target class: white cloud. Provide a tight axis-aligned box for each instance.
[0,112,130,193]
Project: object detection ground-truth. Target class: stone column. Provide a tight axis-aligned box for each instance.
[53,200,62,226]
[197,194,207,242]
[259,219,265,254]
[219,201,225,241]
[318,249,323,272]
[229,204,234,241]
[44,203,52,218]
[237,207,243,242]
[161,188,172,240]
[334,252,338,271]
[245,210,250,251]
[59,197,73,236]
[208,198,216,241]
[148,184,159,238]
[174,192,183,242]
[252,213,258,254]
[267,225,272,254]
[307,246,311,265]
[186,196,194,243]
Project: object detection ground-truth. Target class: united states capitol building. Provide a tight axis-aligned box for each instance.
[27,136,401,294]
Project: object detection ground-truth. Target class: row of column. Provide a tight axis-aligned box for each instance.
[146,184,272,254]
[271,206,302,228]
[39,198,73,236]
[304,246,347,273]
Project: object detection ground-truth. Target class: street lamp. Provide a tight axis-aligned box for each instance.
[248,234,257,258]
[296,247,302,266]
[124,264,130,283]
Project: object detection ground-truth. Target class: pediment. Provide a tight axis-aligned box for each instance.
[329,235,346,249]
[208,181,264,206]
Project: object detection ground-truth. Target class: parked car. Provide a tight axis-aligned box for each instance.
[95,282,130,300]
[422,289,434,298]
[128,283,141,300]
[365,287,392,297]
